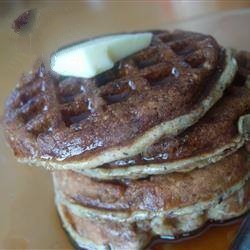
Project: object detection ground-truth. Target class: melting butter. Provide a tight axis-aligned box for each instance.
[50,32,152,78]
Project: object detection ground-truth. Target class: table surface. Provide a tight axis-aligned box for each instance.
[0,2,249,249]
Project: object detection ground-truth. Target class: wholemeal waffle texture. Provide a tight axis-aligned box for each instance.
[3,30,236,170]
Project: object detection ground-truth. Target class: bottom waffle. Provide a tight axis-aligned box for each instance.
[53,149,250,250]
[53,150,250,217]
[55,181,250,250]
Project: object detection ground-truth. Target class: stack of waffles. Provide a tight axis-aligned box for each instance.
[3,30,250,250]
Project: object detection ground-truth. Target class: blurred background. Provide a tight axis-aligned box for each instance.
[1,0,250,25]
[1,0,250,84]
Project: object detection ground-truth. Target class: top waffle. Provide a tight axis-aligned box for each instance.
[3,30,237,170]
[80,51,250,179]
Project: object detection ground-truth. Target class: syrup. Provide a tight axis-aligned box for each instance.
[151,219,242,250]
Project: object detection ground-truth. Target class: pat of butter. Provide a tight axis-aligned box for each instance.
[50,32,152,78]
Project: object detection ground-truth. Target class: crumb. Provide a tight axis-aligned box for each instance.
[12,9,34,33]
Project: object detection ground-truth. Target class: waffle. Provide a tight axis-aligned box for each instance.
[54,175,250,250]
[78,50,250,179]
[53,150,249,218]
[3,30,237,170]
[56,182,250,250]
[2,31,249,250]
[82,83,250,179]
